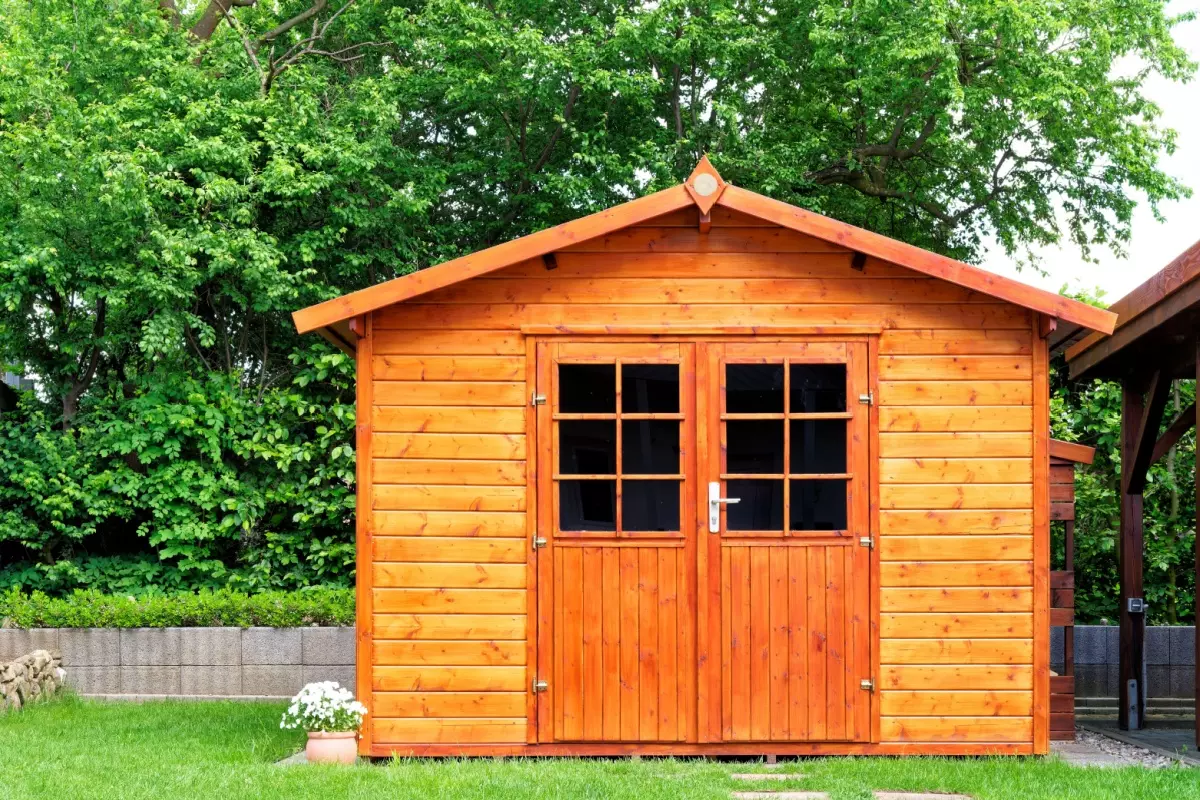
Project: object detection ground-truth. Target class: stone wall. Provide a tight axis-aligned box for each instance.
[1,649,64,709]
[1052,625,1195,698]
[0,627,354,699]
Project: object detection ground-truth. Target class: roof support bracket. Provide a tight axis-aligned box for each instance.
[1123,369,1171,495]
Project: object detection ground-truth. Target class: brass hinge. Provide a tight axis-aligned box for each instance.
[859,536,873,549]
[860,678,874,692]
[533,679,548,693]
[533,537,548,549]
[858,392,873,405]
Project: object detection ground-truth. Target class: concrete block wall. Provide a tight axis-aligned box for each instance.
[1051,625,1195,699]
[0,627,354,699]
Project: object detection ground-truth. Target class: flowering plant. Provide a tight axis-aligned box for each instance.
[280,681,367,733]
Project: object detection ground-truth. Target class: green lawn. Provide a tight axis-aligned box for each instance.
[0,697,1195,800]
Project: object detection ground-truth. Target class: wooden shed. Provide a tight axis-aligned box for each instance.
[293,158,1116,758]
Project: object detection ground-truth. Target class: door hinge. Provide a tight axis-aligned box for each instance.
[860,678,874,692]
[533,679,548,693]
[859,536,873,549]
[533,537,548,549]
[531,393,547,406]
[858,392,873,405]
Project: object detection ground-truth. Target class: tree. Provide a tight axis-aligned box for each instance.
[0,0,1193,592]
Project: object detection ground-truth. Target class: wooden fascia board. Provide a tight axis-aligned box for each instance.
[1049,439,1096,465]
[1067,238,1200,363]
[716,185,1117,334]
[292,184,694,333]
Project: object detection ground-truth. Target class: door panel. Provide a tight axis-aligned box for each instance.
[536,342,696,742]
[537,338,872,745]
[700,341,872,742]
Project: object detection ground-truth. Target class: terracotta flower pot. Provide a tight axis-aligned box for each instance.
[305,730,358,764]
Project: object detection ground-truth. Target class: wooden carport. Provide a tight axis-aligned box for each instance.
[1058,239,1200,745]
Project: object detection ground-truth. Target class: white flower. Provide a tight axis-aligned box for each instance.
[280,681,367,733]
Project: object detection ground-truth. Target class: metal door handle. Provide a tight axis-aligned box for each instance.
[708,482,740,533]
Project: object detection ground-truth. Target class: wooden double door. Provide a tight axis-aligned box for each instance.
[534,339,872,744]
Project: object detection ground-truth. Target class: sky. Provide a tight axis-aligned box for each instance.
[981,1,1200,304]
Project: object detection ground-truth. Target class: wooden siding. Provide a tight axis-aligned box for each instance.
[363,211,1037,752]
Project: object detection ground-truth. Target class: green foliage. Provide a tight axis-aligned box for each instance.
[1051,362,1197,625]
[0,0,1193,594]
[0,587,354,628]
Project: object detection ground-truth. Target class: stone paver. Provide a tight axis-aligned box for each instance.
[731,793,828,800]
[731,774,806,781]
[1050,738,1130,767]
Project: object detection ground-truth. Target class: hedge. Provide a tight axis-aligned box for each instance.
[0,587,354,628]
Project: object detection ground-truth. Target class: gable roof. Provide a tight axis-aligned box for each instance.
[293,157,1116,339]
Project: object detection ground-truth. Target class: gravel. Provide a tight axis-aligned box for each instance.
[1075,728,1179,768]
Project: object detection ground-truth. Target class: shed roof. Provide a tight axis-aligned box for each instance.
[294,158,1116,345]
[1064,238,1200,380]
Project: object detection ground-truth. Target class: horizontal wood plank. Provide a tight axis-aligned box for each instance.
[880,690,1033,716]
[373,537,526,563]
[373,511,526,538]
[374,407,526,434]
[879,433,1033,458]
[882,665,1034,690]
[374,433,526,460]
[374,459,526,486]
[877,381,1032,406]
[491,252,912,280]
[374,640,526,666]
[880,484,1033,510]
[373,588,526,614]
[374,614,526,640]
[375,303,1033,331]
[881,716,1032,743]
[373,355,525,381]
[374,666,526,692]
[373,562,527,588]
[373,485,527,512]
[374,382,526,407]
[881,613,1034,638]
[878,356,1032,380]
[879,639,1033,665]
[880,536,1034,561]
[879,459,1033,484]
[373,330,525,355]
[880,587,1033,613]
[557,226,847,253]
[374,718,526,744]
[419,277,991,306]
[374,692,526,718]
[880,510,1033,535]
[880,406,1033,433]
[881,561,1033,587]
[878,329,1033,355]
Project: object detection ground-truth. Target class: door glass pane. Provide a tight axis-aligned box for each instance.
[726,364,784,413]
[789,364,846,412]
[621,420,679,474]
[622,481,680,531]
[726,420,783,473]
[559,421,616,475]
[789,479,847,530]
[726,479,783,530]
[789,419,847,473]
[622,364,679,413]
[560,480,616,531]
[559,364,615,412]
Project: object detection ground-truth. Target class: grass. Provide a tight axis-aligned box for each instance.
[0,696,1196,800]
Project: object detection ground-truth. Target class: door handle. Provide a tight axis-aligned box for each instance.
[708,481,741,533]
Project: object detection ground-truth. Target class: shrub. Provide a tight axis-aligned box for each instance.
[0,587,354,628]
